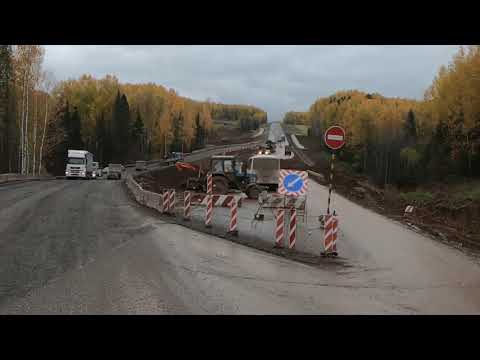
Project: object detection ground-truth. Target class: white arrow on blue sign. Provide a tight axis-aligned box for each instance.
[283,173,304,192]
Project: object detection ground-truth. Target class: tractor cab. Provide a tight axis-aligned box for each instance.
[211,155,237,175]
[210,155,253,181]
[209,155,258,195]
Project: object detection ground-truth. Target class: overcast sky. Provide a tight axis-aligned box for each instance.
[44,45,460,122]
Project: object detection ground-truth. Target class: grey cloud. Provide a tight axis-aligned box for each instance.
[44,45,460,121]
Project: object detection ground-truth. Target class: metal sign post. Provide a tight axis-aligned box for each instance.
[322,126,346,257]
[327,153,335,215]
[324,126,346,215]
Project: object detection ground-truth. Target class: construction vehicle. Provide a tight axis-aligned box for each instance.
[247,154,280,191]
[164,152,184,166]
[176,155,264,199]
[265,140,276,153]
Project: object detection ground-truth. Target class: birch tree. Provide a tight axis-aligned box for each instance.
[38,71,55,175]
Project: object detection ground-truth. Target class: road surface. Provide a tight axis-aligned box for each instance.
[1,129,480,313]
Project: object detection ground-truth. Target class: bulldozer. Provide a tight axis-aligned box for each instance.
[175,155,265,199]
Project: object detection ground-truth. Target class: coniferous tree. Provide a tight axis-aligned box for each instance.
[95,112,107,166]
[0,45,17,172]
[130,109,145,159]
[403,110,417,147]
[194,112,204,150]
[170,112,184,153]
[68,106,84,150]
[112,91,131,162]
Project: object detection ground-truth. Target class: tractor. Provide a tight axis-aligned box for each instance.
[175,155,264,199]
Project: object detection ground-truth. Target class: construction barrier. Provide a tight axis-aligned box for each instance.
[205,195,213,227]
[323,214,338,255]
[275,209,285,248]
[289,208,297,249]
[168,189,176,214]
[228,197,238,235]
[207,172,213,194]
[333,216,338,253]
[191,194,243,208]
[163,190,170,214]
[257,193,307,222]
[184,191,191,220]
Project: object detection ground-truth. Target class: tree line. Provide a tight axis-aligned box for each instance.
[1,46,268,176]
[210,103,267,131]
[282,111,309,125]
[284,45,480,188]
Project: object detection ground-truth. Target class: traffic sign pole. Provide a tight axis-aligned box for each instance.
[324,125,345,215]
[327,153,335,215]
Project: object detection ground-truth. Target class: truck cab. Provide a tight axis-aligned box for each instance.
[247,154,280,191]
[65,150,94,179]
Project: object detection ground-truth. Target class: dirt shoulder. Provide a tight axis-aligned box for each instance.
[283,132,480,250]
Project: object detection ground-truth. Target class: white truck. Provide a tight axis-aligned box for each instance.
[65,150,94,179]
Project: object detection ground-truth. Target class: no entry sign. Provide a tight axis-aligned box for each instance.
[324,126,346,150]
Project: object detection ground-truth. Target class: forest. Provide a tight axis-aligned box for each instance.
[285,45,480,188]
[0,45,267,176]
[282,111,309,125]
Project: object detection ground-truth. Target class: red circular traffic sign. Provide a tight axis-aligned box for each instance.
[324,125,346,150]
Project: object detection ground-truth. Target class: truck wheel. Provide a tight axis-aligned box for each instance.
[212,177,229,194]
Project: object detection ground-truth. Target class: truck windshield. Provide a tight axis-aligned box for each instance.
[253,159,279,170]
[68,157,85,165]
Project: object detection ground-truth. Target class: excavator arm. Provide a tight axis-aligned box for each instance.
[175,162,200,173]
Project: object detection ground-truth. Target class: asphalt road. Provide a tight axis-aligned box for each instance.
[1,127,480,314]
[0,178,400,314]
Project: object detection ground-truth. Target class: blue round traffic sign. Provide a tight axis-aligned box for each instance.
[283,173,304,193]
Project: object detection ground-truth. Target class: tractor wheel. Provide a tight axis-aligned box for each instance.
[212,177,229,194]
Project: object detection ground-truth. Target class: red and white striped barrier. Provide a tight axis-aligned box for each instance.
[289,208,297,249]
[205,173,213,227]
[332,216,338,253]
[228,197,238,235]
[323,214,338,255]
[275,209,285,248]
[207,172,213,194]
[168,189,176,214]
[162,190,170,214]
[192,194,242,208]
[404,205,414,216]
[184,191,191,220]
[205,195,213,227]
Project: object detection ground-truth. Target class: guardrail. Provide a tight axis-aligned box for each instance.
[0,173,54,184]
